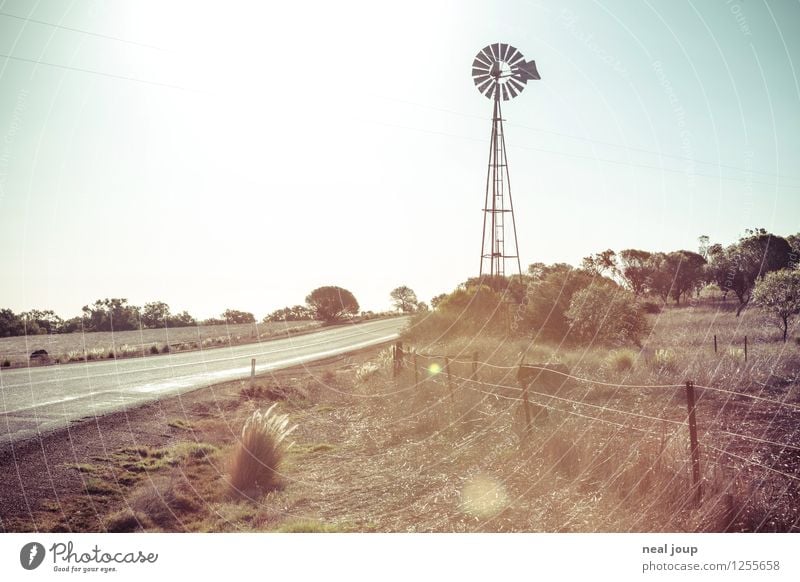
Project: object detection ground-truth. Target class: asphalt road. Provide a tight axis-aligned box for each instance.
[0,317,407,447]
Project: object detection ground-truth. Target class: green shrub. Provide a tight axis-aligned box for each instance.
[566,284,648,345]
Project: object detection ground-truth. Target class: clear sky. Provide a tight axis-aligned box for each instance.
[1,0,798,319]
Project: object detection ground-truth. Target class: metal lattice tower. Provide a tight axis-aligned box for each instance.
[472,43,540,278]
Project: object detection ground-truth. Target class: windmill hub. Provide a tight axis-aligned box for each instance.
[490,61,511,81]
[473,43,541,278]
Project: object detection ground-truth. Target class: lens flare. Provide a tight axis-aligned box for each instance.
[428,363,442,375]
[460,474,508,519]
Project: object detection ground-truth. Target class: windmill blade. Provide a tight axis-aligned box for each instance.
[477,77,495,96]
[473,73,491,86]
[501,84,510,101]
[508,77,525,94]
[505,46,523,66]
[491,43,501,61]
[473,54,492,69]
[472,67,490,79]
[513,59,541,82]
[472,57,491,71]
[506,82,519,99]
[485,83,497,100]
[499,43,509,62]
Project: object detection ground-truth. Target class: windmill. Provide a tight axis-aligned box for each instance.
[472,43,540,278]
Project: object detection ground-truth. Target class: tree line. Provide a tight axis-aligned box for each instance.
[0,284,402,337]
[412,228,800,345]
[0,300,259,337]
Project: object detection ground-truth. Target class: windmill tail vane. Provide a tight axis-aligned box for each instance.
[472,43,540,278]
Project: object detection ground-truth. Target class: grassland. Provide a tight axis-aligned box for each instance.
[0,320,321,368]
[1,300,797,532]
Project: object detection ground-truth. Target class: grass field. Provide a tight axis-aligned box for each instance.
[0,320,321,367]
[2,300,797,532]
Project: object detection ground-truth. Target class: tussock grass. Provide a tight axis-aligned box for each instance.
[275,519,343,533]
[229,404,297,496]
[607,349,637,372]
[104,508,151,532]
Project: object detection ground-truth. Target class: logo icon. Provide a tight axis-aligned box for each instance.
[20,542,46,570]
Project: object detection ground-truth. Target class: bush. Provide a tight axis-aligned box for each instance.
[229,404,296,495]
[1,359,10,367]
[565,283,648,345]
[149,344,160,355]
[641,301,662,314]
[608,349,637,372]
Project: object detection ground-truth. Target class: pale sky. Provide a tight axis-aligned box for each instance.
[1,0,799,319]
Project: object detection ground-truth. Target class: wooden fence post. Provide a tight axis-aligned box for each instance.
[445,356,454,402]
[685,380,702,505]
[518,361,532,435]
[744,336,748,362]
[250,358,256,388]
[471,352,478,382]
[393,341,404,378]
[413,352,419,388]
[713,334,717,354]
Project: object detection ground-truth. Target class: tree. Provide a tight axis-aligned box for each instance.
[20,309,63,334]
[523,264,596,340]
[706,230,792,314]
[390,286,419,313]
[305,286,359,323]
[581,249,617,277]
[222,309,256,324]
[618,249,653,296]
[430,294,447,310]
[646,251,706,304]
[752,269,800,342]
[81,298,140,331]
[168,310,196,327]
[565,283,648,345]
[141,301,171,328]
[0,309,25,337]
[263,305,313,322]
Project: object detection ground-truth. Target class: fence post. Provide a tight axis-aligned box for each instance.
[685,380,702,506]
[250,358,256,388]
[471,352,478,382]
[393,341,404,378]
[713,334,717,354]
[518,361,532,435]
[445,356,454,402]
[744,336,747,362]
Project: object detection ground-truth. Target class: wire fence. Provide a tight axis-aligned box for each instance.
[389,341,800,504]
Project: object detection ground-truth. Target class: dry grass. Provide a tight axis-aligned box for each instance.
[228,404,297,496]
[8,307,797,533]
